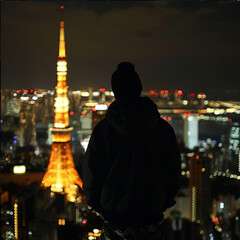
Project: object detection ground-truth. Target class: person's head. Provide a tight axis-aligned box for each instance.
[111,62,142,102]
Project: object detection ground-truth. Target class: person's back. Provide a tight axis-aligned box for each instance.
[83,62,181,239]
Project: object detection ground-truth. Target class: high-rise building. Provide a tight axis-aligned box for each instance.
[41,6,82,202]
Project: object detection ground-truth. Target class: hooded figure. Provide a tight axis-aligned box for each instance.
[83,62,181,237]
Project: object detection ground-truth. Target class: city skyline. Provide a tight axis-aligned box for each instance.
[2,2,240,93]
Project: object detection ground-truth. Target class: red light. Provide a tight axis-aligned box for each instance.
[34,90,37,94]
[184,112,191,117]
[154,92,158,96]
[82,220,87,225]
[196,155,199,159]
[195,113,199,117]
[99,88,106,93]
[178,90,183,95]
[160,90,164,95]
[23,90,28,93]
[228,119,232,123]
[60,6,64,10]
[175,90,178,93]
[163,117,166,120]
[30,89,33,93]
[149,90,155,95]
[91,107,96,112]
[70,111,74,116]
[212,217,218,223]
[81,111,86,115]
[167,117,172,121]
[165,90,169,94]
[190,93,195,97]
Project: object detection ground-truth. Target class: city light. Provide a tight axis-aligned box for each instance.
[13,165,26,174]
[95,104,108,111]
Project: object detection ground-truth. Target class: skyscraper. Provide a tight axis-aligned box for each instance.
[41,6,82,202]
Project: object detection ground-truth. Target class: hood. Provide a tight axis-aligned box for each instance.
[106,97,160,137]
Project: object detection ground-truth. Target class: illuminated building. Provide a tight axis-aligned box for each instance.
[189,155,202,223]
[183,115,199,150]
[14,200,18,240]
[41,6,83,202]
[19,93,36,146]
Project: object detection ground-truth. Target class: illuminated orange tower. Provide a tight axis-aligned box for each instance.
[41,6,83,202]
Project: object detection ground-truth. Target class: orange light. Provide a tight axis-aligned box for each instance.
[196,155,199,159]
[23,90,28,93]
[160,90,164,95]
[163,117,166,120]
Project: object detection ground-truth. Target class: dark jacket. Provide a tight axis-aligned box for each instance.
[83,97,181,227]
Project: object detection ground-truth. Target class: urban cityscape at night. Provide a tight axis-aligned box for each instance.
[1,2,240,240]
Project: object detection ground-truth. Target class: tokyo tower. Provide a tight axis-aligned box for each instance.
[41,6,83,202]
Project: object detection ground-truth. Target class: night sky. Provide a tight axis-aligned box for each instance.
[2,2,240,92]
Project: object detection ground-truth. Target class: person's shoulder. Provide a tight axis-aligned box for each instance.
[159,117,175,134]
[92,118,108,132]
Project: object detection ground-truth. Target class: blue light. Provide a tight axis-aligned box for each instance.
[14,136,17,139]
[13,140,17,144]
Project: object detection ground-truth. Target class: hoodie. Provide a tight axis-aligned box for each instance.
[83,97,181,227]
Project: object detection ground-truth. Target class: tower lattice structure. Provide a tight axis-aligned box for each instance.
[41,6,83,202]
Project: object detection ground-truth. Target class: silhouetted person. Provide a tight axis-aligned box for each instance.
[83,62,181,239]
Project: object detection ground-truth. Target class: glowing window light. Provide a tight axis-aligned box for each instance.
[14,201,18,239]
[58,219,66,225]
[54,123,66,128]
[20,96,29,101]
[13,165,26,174]
[57,61,67,66]
[206,108,215,113]
[81,92,90,97]
[93,92,100,96]
[57,71,67,76]
[95,104,108,111]
[51,183,63,193]
[57,66,67,72]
